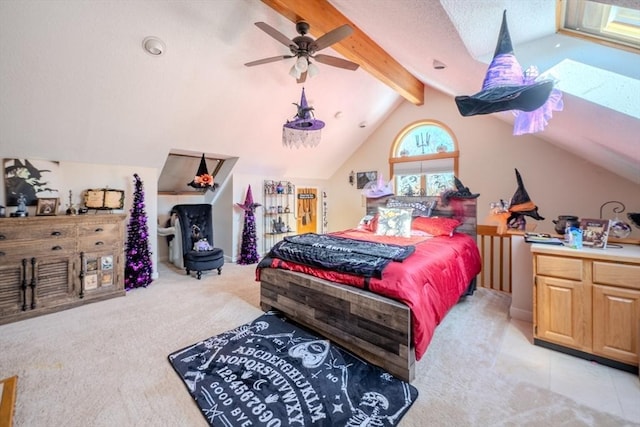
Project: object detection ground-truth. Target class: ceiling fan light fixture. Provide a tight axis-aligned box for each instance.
[295,56,308,73]
[307,61,320,78]
[289,64,301,79]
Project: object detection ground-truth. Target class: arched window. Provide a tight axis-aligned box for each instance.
[389,120,459,196]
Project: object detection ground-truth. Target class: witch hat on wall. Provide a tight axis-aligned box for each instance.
[455,10,555,117]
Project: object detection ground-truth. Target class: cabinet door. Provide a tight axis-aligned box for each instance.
[593,284,640,365]
[0,260,29,318]
[32,255,77,310]
[536,275,591,351]
[79,251,122,297]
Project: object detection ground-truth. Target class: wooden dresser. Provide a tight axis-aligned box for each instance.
[0,214,126,325]
[531,243,640,373]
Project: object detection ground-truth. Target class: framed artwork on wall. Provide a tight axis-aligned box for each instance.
[356,171,377,189]
[3,158,60,206]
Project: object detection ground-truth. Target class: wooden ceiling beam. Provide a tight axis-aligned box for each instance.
[261,0,425,105]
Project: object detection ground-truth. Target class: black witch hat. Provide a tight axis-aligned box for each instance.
[508,168,544,220]
[441,176,480,206]
[455,10,554,117]
[187,154,215,190]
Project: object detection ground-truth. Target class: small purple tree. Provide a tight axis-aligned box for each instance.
[235,185,261,264]
[125,173,153,289]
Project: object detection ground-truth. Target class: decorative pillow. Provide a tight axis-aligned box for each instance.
[375,207,413,237]
[357,214,379,232]
[386,198,437,217]
[411,216,461,237]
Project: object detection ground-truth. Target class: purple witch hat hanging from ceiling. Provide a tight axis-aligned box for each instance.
[455,10,562,135]
[282,87,325,149]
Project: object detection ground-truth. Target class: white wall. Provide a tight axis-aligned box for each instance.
[328,86,640,238]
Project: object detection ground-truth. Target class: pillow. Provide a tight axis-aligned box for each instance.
[357,214,379,232]
[386,198,437,217]
[375,207,413,237]
[411,216,461,237]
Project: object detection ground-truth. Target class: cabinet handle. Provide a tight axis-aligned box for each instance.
[51,231,61,236]
[95,228,104,232]
[0,234,5,240]
[52,246,63,251]
[95,241,104,246]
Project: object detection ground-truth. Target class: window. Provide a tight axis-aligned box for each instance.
[561,0,640,50]
[389,120,459,197]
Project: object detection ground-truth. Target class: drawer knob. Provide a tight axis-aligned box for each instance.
[0,251,4,257]
[0,234,5,240]
[95,241,104,246]
[95,228,104,233]
[51,231,61,236]
[52,245,62,251]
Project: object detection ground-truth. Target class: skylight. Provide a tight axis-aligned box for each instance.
[561,0,640,50]
[548,0,640,119]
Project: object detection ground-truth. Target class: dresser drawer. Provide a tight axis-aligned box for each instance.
[536,255,583,280]
[593,261,640,290]
[0,238,76,261]
[78,236,119,253]
[78,221,121,237]
[0,224,76,242]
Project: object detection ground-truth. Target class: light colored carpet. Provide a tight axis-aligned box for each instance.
[0,261,637,426]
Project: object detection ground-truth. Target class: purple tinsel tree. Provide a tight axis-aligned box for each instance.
[125,173,153,289]
[235,185,261,264]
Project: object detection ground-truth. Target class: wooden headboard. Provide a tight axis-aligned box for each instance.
[366,195,477,237]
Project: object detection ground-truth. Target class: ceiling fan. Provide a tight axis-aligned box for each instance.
[244,21,360,83]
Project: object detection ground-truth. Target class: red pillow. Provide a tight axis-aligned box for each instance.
[412,217,461,237]
[357,214,379,232]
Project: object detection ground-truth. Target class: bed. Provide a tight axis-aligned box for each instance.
[257,195,481,382]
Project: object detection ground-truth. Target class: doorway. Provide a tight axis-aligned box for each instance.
[296,187,318,234]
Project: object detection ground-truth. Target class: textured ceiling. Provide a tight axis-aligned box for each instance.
[0,0,638,184]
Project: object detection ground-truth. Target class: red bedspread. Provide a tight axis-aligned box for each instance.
[257,229,482,360]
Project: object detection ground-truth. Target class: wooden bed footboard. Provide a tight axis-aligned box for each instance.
[259,268,415,382]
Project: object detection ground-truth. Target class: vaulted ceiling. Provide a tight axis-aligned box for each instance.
[0,0,638,184]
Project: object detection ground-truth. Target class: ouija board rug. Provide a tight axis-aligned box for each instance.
[168,311,418,427]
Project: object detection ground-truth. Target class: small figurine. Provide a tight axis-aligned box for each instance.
[11,193,29,217]
[66,190,77,215]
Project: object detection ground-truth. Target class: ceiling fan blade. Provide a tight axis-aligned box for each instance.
[297,70,308,84]
[254,22,295,48]
[314,54,359,71]
[314,24,353,51]
[244,55,293,67]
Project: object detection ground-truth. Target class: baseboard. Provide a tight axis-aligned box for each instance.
[509,306,532,322]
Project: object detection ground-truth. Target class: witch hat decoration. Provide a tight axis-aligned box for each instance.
[441,176,480,206]
[235,185,261,212]
[509,168,544,220]
[187,154,215,190]
[455,10,554,117]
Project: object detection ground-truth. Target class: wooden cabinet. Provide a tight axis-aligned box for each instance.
[0,214,126,324]
[263,180,295,254]
[532,244,640,372]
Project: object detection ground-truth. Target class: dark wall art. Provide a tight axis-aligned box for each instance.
[4,158,60,206]
[356,171,377,189]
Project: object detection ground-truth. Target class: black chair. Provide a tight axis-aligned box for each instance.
[172,204,224,279]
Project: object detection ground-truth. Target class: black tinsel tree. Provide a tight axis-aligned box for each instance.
[235,185,261,264]
[125,173,153,289]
